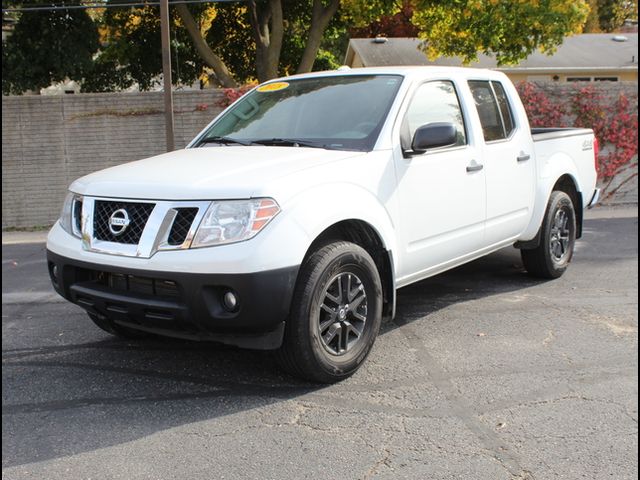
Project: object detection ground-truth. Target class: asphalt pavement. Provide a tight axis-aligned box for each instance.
[2,211,638,480]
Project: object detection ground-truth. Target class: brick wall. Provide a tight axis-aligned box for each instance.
[2,90,225,228]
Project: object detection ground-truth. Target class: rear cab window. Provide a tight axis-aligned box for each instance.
[468,80,516,142]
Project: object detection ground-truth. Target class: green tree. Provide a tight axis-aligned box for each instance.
[85,2,209,92]
[201,1,347,84]
[2,1,100,94]
[584,0,637,32]
[583,0,602,32]
[411,0,590,66]
[176,0,348,83]
[596,0,637,31]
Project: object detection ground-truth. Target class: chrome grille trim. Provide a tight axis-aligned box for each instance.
[80,197,210,258]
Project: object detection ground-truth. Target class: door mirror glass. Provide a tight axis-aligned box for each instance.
[411,122,458,154]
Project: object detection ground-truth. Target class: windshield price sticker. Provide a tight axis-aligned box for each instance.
[256,82,290,92]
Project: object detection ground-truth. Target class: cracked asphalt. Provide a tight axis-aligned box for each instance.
[2,210,638,480]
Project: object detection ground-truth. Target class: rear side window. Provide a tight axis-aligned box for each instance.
[492,82,515,137]
[468,80,516,141]
[403,80,467,147]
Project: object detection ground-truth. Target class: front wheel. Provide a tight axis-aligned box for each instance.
[521,191,577,279]
[276,241,383,383]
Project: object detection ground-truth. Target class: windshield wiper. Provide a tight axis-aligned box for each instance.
[198,136,254,146]
[251,138,327,149]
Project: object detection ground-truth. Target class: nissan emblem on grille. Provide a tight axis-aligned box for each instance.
[108,209,131,236]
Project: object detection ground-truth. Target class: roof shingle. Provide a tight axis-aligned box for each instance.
[346,34,639,71]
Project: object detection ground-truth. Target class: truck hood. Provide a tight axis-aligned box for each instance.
[70,146,365,200]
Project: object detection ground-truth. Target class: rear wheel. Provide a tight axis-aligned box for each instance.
[276,241,383,383]
[521,191,577,279]
[88,312,151,339]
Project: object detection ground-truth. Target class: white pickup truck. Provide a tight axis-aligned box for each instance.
[47,67,599,382]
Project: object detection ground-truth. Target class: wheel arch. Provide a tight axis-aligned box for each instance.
[518,151,585,244]
[302,219,396,321]
[553,174,583,239]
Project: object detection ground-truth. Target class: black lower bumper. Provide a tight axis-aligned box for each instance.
[46,250,299,349]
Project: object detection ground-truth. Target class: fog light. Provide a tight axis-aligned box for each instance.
[52,265,59,280]
[222,290,239,312]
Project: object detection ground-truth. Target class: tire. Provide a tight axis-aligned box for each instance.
[521,191,577,279]
[88,312,151,339]
[276,241,383,383]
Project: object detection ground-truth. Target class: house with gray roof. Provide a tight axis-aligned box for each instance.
[344,33,638,82]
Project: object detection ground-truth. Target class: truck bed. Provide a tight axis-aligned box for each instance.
[531,127,594,142]
[531,127,598,209]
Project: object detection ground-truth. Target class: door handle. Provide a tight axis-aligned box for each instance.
[517,153,531,162]
[466,163,484,172]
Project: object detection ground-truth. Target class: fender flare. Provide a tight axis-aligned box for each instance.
[519,152,584,242]
[281,183,399,319]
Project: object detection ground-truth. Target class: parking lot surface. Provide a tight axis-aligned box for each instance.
[2,212,638,480]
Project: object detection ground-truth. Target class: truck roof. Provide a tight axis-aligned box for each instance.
[272,65,509,83]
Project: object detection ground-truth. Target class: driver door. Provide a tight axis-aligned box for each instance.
[393,80,486,283]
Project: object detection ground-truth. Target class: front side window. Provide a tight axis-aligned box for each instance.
[196,75,403,151]
[468,80,516,142]
[403,81,467,148]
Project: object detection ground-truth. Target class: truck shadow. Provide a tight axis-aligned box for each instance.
[2,246,544,468]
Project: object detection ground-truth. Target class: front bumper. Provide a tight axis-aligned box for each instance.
[47,250,299,349]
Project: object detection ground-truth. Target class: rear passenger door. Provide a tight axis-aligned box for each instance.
[468,80,535,245]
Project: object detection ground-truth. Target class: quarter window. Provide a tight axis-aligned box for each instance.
[468,80,516,142]
[492,82,515,137]
[403,81,467,148]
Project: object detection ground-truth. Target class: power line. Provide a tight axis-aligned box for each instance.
[1,0,242,13]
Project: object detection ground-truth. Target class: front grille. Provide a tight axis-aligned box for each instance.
[167,208,198,245]
[93,201,155,244]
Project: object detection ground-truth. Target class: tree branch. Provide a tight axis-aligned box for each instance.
[248,0,283,81]
[266,0,283,69]
[602,163,638,201]
[175,3,237,87]
[247,0,264,46]
[296,0,340,74]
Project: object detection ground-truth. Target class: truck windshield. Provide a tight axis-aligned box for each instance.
[196,75,403,151]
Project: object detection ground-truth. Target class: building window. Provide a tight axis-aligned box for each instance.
[594,77,619,82]
[566,77,592,82]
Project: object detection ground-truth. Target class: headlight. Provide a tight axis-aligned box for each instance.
[191,198,280,248]
[59,192,83,238]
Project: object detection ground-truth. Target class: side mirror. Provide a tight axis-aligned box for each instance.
[410,122,458,155]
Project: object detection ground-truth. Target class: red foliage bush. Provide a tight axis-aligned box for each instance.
[516,81,568,128]
[217,84,256,108]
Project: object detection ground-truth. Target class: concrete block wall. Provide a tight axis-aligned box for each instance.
[530,81,638,104]
[2,90,225,228]
[2,83,638,228]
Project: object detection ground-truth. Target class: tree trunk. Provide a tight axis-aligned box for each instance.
[248,0,284,82]
[175,4,237,88]
[296,0,340,74]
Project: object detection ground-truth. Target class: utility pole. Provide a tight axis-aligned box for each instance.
[160,0,175,151]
